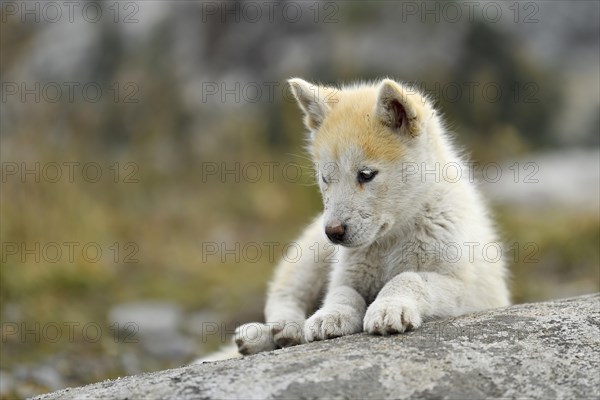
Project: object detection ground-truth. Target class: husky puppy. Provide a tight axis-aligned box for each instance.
[233,78,510,356]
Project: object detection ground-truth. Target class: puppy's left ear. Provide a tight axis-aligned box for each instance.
[375,79,425,137]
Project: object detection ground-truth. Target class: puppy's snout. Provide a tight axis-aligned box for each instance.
[325,222,346,244]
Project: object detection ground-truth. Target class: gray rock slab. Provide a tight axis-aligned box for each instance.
[35,294,600,400]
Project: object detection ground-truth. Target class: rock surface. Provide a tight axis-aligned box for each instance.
[35,294,600,400]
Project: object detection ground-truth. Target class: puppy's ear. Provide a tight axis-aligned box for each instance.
[288,78,336,132]
[375,79,424,137]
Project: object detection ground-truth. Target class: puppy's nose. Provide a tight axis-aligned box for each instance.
[325,223,346,244]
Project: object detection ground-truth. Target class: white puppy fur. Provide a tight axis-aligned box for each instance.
[230,78,510,356]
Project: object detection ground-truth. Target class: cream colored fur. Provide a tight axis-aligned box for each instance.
[230,78,510,356]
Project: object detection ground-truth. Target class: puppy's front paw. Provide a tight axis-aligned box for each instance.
[363,297,422,335]
[271,320,305,348]
[234,323,276,355]
[304,306,363,342]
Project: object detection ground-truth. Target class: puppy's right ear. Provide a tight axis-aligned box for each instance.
[288,78,335,132]
[375,79,424,137]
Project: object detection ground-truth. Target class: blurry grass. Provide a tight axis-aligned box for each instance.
[0,132,321,380]
[496,208,600,303]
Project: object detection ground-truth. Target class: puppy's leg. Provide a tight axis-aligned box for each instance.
[363,269,507,335]
[304,285,366,342]
[235,215,332,354]
[303,252,370,342]
[362,272,426,335]
[234,322,276,355]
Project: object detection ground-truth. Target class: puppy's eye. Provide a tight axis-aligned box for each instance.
[358,169,378,184]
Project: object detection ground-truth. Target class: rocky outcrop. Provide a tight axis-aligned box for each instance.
[35,294,600,400]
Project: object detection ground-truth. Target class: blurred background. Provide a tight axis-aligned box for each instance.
[1,0,598,397]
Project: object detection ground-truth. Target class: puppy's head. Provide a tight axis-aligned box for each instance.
[289,78,436,247]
